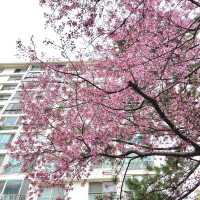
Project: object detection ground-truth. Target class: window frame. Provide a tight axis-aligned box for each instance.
[8,75,23,81]
[0,116,19,129]
[14,68,26,73]
[38,187,65,200]
[0,179,28,199]
[88,182,117,200]
[0,134,14,150]
[1,84,17,91]
[4,103,21,114]
[0,94,11,101]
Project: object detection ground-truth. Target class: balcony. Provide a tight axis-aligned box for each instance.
[0,194,26,200]
[0,117,19,130]
[0,142,9,150]
[88,193,131,200]
[89,193,118,200]
[0,180,28,200]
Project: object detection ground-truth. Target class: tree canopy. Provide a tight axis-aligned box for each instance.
[126,157,196,200]
[13,0,200,199]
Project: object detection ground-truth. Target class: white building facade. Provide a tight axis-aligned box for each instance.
[0,63,153,200]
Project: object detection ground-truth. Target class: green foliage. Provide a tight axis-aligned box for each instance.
[126,177,168,200]
[196,191,200,200]
[112,175,119,184]
[96,195,103,200]
[125,158,190,200]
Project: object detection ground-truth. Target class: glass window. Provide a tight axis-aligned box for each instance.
[89,183,102,194]
[0,155,5,166]
[125,156,154,170]
[0,134,14,149]
[0,180,28,200]
[12,92,21,101]
[4,158,21,174]
[94,159,113,169]
[4,103,21,114]
[14,68,26,73]
[19,180,29,196]
[0,94,10,101]
[4,117,18,126]
[89,182,117,200]
[1,84,17,91]
[103,182,116,193]
[3,180,22,194]
[134,133,143,144]
[89,182,103,200]
[125,157,143,170]
[143,156,154,167]
[0,181,5,193]
[38,188,51,200]
[24,72,40,82]
[0,117,18,130]
[38,187,64,200]
[31,65,41,71]
[0,106,3,112]
[8,75,22,81]
[44,162,56,173]
[51,187,65,199]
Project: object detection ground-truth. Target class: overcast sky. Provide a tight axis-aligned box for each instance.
[0,0,59,63]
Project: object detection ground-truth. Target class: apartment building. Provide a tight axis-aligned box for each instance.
[0,63,153,200]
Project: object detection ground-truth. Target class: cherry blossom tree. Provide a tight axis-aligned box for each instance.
[13,0,200,199]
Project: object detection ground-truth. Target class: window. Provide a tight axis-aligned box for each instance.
[0,134,14,149]
[8,75,22,81]
[0,106,3,112]
[4,158,21,174]
[31,65,41,71]
[12,92,21,101]
[89,182,102,194]
[14,68,26,73]
[44,162,56,173]
[0,181,5,193]
[4,103,21,114]
[27,72,40,77]
[38,187,65,200]
[125,156,153,170]
[1,84,17,91]
[19,180,29,197]
[0,116,18,126]
[94,159,113,169]
[0,94,11,101]
[89,182,117,200]
[0,117,18,130]
[3,180,21,194]
[24,72,40,82]
[0,155,5,166]
[0,180,28,200]
[143,156,154,167]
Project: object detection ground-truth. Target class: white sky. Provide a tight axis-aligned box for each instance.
[0,0,59,63]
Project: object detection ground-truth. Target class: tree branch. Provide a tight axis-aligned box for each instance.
[128,81,200,152]
[112,139,181,151]
[187,0,200,7]
[100,149,198,159]
[119,156,139,200]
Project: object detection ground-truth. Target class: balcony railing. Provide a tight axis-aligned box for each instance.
[0,142,9,150]
[128,160,154,170]
[0,126,18,130]
[89,193,118,200]
[0,194,26,200]
[88,193,131,200]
